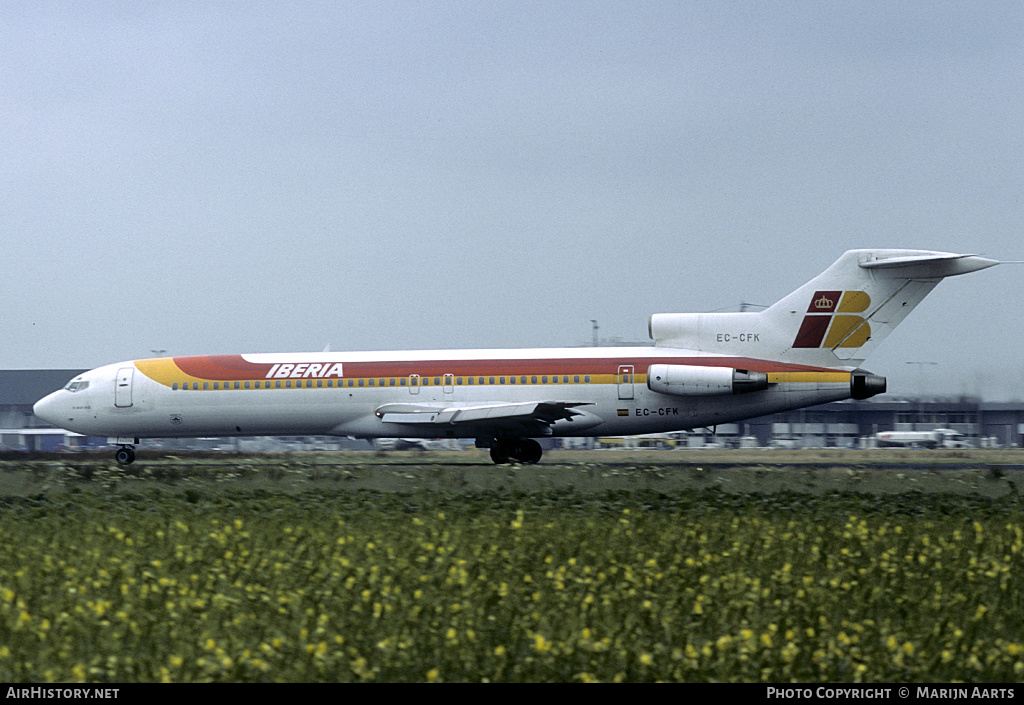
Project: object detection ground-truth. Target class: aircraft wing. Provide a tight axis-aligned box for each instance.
[374,401,599,434]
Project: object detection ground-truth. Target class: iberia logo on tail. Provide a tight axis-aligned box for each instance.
[792,291,872,349]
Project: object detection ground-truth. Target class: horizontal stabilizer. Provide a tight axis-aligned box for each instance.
[858,252,998,277]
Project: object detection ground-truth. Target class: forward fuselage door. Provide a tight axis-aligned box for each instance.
[617,364,634,400]
[115,367,134,408]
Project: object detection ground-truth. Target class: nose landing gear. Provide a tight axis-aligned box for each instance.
[110,437,139,465]
[114,445,136,465]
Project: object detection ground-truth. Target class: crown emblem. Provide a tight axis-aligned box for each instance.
[814,294,834,310]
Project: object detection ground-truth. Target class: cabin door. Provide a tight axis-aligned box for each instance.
[617,365,634,400]
[115,367,134,408]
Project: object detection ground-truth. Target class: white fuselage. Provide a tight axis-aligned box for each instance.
[33,347,859,443]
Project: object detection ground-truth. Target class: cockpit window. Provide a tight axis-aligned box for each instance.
[64,380,90,393]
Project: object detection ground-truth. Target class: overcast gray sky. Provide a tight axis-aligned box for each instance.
[3,2,1022,399]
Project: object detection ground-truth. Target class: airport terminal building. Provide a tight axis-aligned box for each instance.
[3,369,1023,452]
[1,369,87,451]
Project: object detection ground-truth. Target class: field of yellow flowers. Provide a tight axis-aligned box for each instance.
[1,486,1022,682]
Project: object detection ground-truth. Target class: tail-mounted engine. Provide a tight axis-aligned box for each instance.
[647,364,769,396]
[851,370,886,399]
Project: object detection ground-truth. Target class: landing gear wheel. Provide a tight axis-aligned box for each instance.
[115,447,136,466]
[488,439,543,465]
[518,439,543,464]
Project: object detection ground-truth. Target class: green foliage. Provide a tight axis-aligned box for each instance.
[1,489,1022,682]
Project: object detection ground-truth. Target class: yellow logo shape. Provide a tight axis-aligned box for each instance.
[824,315,871,348]
[837,291,870,313]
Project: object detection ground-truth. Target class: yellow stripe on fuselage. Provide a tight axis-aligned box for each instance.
[133,360,646,390]
[766,371,851,384]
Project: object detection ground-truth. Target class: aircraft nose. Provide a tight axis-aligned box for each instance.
[33,392,65,428]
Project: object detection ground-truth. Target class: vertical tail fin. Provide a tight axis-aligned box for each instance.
[650,249,998,368]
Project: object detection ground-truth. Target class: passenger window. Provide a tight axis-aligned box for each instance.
[573,376,580,383]
[542,376,548,384]
[172,383,178,391]
[434,377,441,386]
[585,375,591,383]
[456,377,463,385]
[244,381,251,389]
[499,377,506,384]
[489,377,495,385]
[521,376,527,384]
[510,376,516,384]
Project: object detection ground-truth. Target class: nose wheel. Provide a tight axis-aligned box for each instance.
[115,446,136,465]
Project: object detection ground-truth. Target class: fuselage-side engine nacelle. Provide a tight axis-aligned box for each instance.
[647,364,769,396]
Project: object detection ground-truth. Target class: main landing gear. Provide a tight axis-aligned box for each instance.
[488,438,543,465]
[114,445,136,466]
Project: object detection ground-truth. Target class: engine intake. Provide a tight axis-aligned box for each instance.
[647,364,769,396]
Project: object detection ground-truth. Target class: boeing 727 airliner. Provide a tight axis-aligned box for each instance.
[34,249,998,465]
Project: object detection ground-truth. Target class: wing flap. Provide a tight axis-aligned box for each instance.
[374,401,596,431]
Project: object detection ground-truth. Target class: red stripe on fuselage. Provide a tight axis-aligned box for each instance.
[168,354,838,382]
[174,355,277,380]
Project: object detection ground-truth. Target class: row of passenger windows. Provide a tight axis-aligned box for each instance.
[171,375,594,391]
